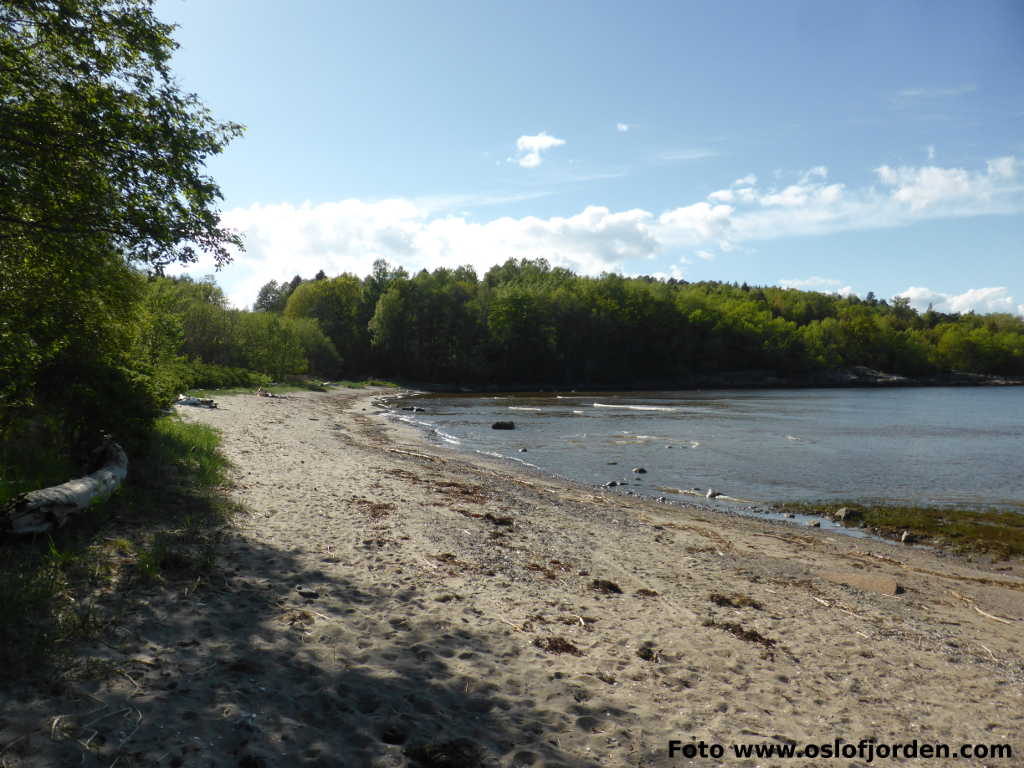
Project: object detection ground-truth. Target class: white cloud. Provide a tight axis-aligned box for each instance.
[987,156,1017,179]
[927,144,936,161]
[192,156,1023,310]
[616,122,630,133]
[733,174,757,187]
[898,286,1021,315]
[760,184,811,208]
[799,166,828,183]
[659,149,717,162]
[896,85,976,99]
[658,202,734,244]
[778,276,854,296]
[875,156,1017,212]
[201,199,657,307]
[515,132,565,168]
[695,250,716,261]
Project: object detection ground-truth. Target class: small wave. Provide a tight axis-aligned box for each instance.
[390,414,461,445]
[478,450,541,470]
[393,414,431,428]
[593,403,680,412]
[572,410,584,415]
[508,406,543,412]
[432,428,461,445]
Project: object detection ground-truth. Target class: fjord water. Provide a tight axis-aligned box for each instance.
[397,388,1024,511]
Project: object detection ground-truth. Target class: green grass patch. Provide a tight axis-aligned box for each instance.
[0,419,78,507]
[335,378,399,389]
[140,417,229,487]
[776,501,1024,559]
[187,377,398,398]
[0,413,236,677]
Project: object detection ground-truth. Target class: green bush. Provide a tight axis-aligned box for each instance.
[185,361,271,390]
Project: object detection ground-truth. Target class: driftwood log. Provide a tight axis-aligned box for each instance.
[2,441,128,535]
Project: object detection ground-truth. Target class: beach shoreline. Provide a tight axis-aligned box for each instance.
[5,386,1022,767]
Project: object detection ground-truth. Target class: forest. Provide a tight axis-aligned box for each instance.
[2,0,1023,495]
[248,259,1024,387]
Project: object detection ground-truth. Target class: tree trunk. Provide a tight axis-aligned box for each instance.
[3,441,128,535]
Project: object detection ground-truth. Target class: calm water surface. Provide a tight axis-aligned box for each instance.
[391,388,1024,511]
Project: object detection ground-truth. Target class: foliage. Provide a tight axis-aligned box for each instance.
[348,258,1024,385]
[263,256,1018,388]
[1,1,243,459]
[0,0,243,269]
[143,275,341,382]
[285,274,365,370]
[0,414,234,675]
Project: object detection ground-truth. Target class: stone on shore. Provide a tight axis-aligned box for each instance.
[833,507,862,523]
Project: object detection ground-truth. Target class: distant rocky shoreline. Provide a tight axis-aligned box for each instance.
[401,366,1024,394]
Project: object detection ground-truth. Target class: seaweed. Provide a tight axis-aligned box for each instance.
[709,593,763,610]
[526,563,557,579]
[703,619,776,649]
[591,579,622,594]
[533,636,584,656]
[636,642,661,662]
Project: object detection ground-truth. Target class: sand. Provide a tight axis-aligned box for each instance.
[2,387,1022,767]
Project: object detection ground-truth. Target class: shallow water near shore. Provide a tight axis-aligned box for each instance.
[391,387,1024,513]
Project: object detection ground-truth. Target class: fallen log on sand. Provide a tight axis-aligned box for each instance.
[177,394,217,408]
[2,441,128,535]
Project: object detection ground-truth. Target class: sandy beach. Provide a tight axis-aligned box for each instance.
[4,387,1023,767]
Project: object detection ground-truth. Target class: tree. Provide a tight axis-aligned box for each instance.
[0,0,243,449]
[0,0,243,268]
[284,275,365,373]
[254,280,287,313]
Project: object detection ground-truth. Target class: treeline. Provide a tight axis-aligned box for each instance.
[1,0,246,482]
[254,258,1024,386]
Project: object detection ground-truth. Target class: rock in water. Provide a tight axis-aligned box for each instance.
[632,467,647,474]
[491,421,515,430]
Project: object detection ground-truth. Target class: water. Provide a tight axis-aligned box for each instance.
[388,387,1024,512]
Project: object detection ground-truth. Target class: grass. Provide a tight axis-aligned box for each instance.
[776,501,1024,559]
[0,414,236,676]
[187,377,398,398]
[335,378,399,389]
[0,422,78,507]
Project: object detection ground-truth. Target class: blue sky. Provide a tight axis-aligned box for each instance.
[156,0,1024,313]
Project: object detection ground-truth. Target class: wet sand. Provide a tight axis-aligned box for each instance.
[3,387,1022,767]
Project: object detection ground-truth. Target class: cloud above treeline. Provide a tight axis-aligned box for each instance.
[897,285,1024,316]
[204,155,1022,314]
[513,132,565,168]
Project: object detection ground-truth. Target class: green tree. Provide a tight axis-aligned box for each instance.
[254,280,288,313]
[285,275,365,372]
[1,0,243,449]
